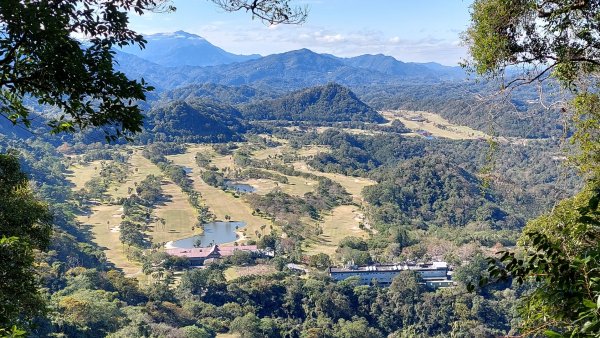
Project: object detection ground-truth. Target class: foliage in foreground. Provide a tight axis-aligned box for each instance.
[466,0,600,336]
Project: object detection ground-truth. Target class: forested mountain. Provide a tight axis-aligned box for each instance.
[110,32,563,141]
[113,40,468,93]
[0,116,37,140]
[161,83,279,104]
[363,156,509,229]
[143,99,245,142]
[340,54,464,80]
[358,82,564,138]
[112,50,190,91]
[120,31,260,67]
[241,83,385,122]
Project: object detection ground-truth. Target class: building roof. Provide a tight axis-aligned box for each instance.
[166,244,258,259]
[329,261,448,273]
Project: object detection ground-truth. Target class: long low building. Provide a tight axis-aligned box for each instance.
[166,244,259,266]
[329,261,454,288]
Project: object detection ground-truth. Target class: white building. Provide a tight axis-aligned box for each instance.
[329,261,454,288]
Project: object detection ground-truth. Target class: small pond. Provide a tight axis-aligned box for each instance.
[169,221,246,249]
[225,181,256,193]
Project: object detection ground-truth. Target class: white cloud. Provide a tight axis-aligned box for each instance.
[319,34,344,43]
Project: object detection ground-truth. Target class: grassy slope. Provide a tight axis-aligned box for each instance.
[249,145,374,255]
[304,205,368,257]
[68,150,199,276]
[292,162,375,203]
[66,160,103,190]
[69,143,376,268]
[166,147,274,243]
[382,110,489,140]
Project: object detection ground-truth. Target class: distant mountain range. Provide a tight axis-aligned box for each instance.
[120,31,260,67]
[114,31,465,92]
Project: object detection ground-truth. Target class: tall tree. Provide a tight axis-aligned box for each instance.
[0,154,51,333]
[465,1,600,336]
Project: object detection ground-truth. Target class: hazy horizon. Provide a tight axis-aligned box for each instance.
[128,0,473,66]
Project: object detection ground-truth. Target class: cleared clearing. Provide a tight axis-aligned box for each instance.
[236,176,315,197]
[66,160,104,190]
[292,162,375,202]
[315,126,378,136]
[296,145,330,157]
[304,205,369,257]
[382,110,489,140]
[166,150,274,242]
[211,154,236,170]
[252,144,330,160]
[114,153,199,244]
[77,203,143,276]
[252,145,285,160]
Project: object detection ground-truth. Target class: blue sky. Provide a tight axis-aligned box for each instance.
[129,0,474,65]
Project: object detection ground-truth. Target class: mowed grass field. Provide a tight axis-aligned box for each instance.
[79,203,143,276]
[382,110,489,140]
[167,149,274,242]
[68,150,199,276]
[66,160,104,190]
[70,142,377,269]
[304,205,369,257]
[292,162,375,203]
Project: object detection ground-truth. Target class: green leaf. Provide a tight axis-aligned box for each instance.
[583,299,596,309]
[543,330,563,338]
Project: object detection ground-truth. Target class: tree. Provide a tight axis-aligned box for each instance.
[308,253,332,270]
[229,313,261,338]
[0,1,161,140]
[0,154,51,332]
[211,0,307,24]
[465,1,600,336]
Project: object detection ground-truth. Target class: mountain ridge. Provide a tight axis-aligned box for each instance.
[113,31,465,92]
[120,30,261,67]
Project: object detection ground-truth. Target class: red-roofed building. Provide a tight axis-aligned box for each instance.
[166,244,259,266]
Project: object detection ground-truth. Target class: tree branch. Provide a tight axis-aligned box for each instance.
[210,0,308,24]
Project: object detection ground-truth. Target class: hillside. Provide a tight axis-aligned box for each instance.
[241,83,386,123]
[161,83,279,104]
[363,156,511,229]
[358,82,565,139]
[341,54,436,77]
[144,99,245,142]
[114,45,465,93]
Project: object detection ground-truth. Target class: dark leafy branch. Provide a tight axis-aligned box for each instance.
[210,0,308,24]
